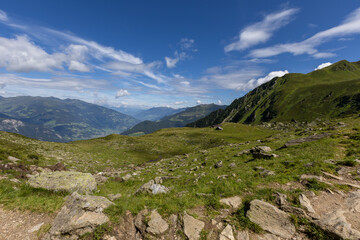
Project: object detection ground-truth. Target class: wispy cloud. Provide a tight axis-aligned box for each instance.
[0,9,8,21]
[165,38,196,68]
[250,7,360,58]
[225,8,299,52]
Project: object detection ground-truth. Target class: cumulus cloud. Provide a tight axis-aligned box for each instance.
[165,38,196,68]
[0,35,66,72]
[174,101,186,105]
[217,100,222,105]
[196,100,202,104]
[179,38,196,51]
[225,8,299,52]
[254,70,288,86]
[250,7,360,58]
[315,62,332,70]
[115,89,130,98]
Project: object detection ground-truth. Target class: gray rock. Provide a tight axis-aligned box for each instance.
[252,146,272,153]
[283,133,331,147]
[220,224,235,240]
[108,193,122,201]
[215,161,223,168]
[135,180,169,195]
[28,171,96,194]
[146,210,169,235]
[247,199,295,239]
[183,212,204,240]
[46,192,113,239]
[315,210,360,240]
[229,163,237,168]
[28,222,44,233]
[299,194,315,213]
[347,190,360,212]
[122,173,132,181]
[220,196,242,209]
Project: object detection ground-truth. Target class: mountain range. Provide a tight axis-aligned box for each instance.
[188,60,360,127]
[122,104,226,135]
[0,96,140,142]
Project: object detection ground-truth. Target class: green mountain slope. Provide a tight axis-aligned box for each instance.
[133,107,185,121]
[0,96,140,142]
[188,60,360,127]
[122,104,226,135]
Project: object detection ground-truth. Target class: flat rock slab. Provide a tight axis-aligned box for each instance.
[220,196,242,209]
[146,210,169,235]
[28,171,96,194]
[247,199,295,239]
[183,213,204,240]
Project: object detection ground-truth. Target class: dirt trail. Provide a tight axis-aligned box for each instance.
[0,206,53,240]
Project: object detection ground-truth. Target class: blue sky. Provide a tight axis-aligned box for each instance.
[0,1,359,110]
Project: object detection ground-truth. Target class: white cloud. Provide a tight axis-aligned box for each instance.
[179,38,196,51]
[0,9,8,21]
[196,100,202,104]
[174,101,186,105]
[250,7,360,58]
[68,60,90,72]
[115,89,130,98]
[165,56,179,68]
[0,35,66,72]
[217,100,222,105]
[255,70,288,86]
[225,8,299,52]
[315,62,332,70]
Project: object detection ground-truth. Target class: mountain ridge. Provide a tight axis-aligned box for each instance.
[187,60,360,127]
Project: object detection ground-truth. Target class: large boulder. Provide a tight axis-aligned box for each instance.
[183,212,204,240]
[45,192,113,239]
[247,199,296,239]
[28,171,96,194]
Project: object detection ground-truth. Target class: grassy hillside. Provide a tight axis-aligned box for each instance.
[133,107,185,121]
[123,104,226,135]
[188,60,360,127]
[0,96,140,142]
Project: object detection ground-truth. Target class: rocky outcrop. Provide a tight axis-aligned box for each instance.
[283,133,331,148]
[247,200,296,239]
[44,192,113,240]
[28,171,96,194]
[219,224,235,240]
[299,194,315,213]
[183,212,205,240]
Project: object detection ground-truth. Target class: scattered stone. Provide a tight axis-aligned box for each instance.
[215,161,223,168]
[45,192,113,239]
[219,224,235,240]
[122,173,132,181]
[154,176,163,184]
[28,222,44,233]
[146,210,169,235]
[47,162,66,171]
[324,159,336,164]
[183,212,204,240]
[315,210,360,240]
[283,133,331,148]
[247,199,296,239]
[275,192,288,207]
[299,194,315,213]
[135,209,149,236]
[259,170,275,177]
[252,146,272,153]
[10,178,21,184]
[28,171,96,194]
[7,156,20,163]
[250,146,278,159]
[322,171,343,181]
[108,193,122,201]
[135,180,169,195]
[229,162,236,168]
[216,126,223,131]
[220,196,242,209]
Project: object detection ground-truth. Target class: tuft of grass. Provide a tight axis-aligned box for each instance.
[336,159,357,166]
[304,179,328,191]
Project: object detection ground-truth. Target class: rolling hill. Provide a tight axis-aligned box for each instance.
[133,107,185,121]
[187,60,360,127]
[122,104,226,135]
[0,96,140,142]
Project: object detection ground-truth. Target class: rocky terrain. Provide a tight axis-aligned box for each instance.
[0,116,359,239]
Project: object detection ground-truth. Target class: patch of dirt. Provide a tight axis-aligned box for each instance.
[0,206,53,240]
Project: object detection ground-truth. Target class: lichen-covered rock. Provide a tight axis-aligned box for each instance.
[45,192,113,240]
[28,171,96,194]
[247,199,295,239]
